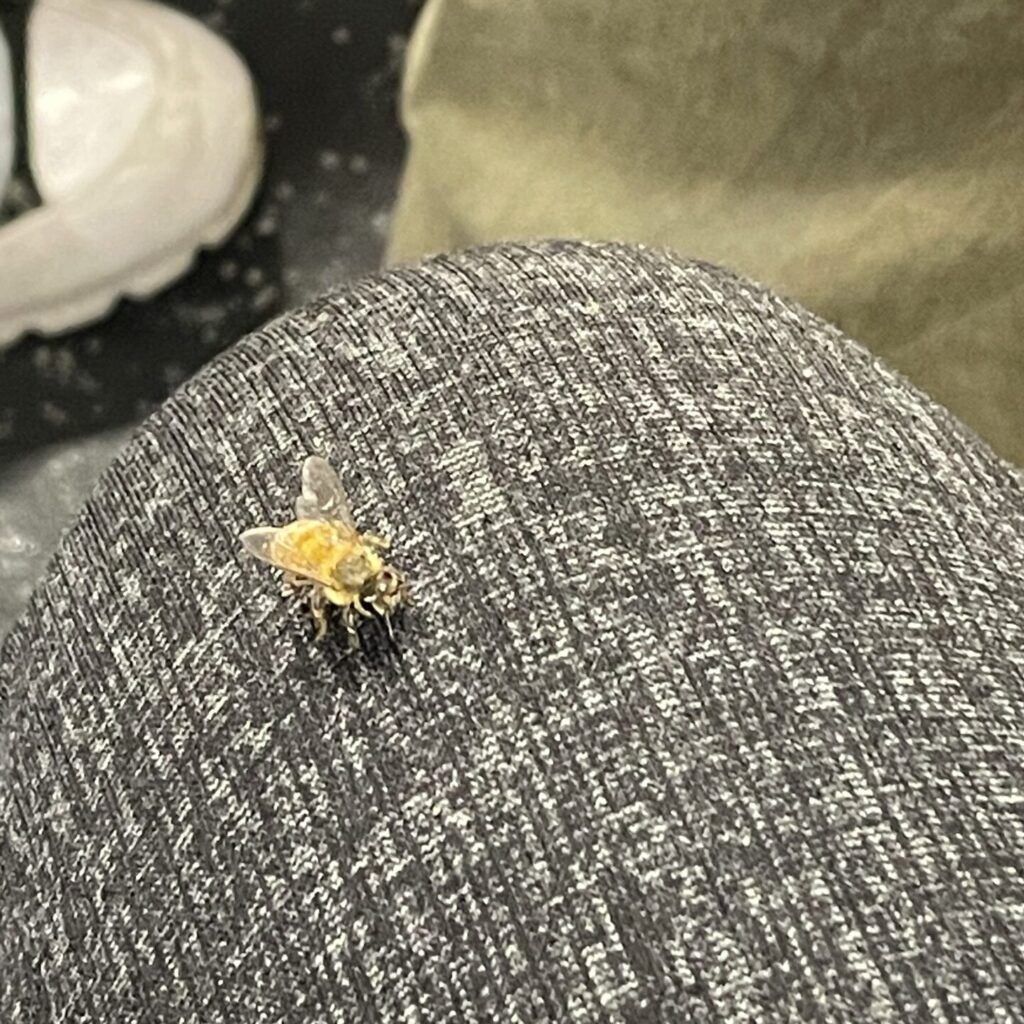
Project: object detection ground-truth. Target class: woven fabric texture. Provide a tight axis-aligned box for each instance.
[2,242,1024,1023]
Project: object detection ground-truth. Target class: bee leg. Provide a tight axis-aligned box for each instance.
[352,595,373,619]
[342,605,361,650]
[283,572,313,598]
[364,533,391,551]
[309,586,329,641]
[384,613,394,639]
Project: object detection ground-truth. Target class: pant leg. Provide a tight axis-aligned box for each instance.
[2,241,1023,1022]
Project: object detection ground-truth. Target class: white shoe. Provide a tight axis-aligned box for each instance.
[0,0,262,347]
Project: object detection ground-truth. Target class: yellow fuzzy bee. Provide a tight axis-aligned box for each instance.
[241,456,407,645]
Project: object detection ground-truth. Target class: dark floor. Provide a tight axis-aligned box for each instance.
[0,0,421,635]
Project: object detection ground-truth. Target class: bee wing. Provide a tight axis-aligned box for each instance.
[295,456,356,527]
[239,526,281,565]
[239,526,336,588]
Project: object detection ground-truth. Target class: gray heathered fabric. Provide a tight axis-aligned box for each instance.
[2,241,1024,1023]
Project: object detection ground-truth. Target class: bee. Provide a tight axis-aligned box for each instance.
[240,456,407,646]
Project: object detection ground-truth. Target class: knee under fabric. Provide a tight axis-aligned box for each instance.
[2,242,1023,1022]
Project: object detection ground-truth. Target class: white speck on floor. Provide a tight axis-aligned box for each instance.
[51,347,78,385]
[40,401,69,427]
[75,370,102,396]
[255,211,280,237]
[274,181,297,203]
[253,285,280,313]
[162,363,187,388]
[218,259,240,281]
[319,149,342,171]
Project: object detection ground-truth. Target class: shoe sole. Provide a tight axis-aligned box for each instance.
[0,134,263,346]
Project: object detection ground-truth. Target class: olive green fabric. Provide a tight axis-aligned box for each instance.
[388,0,1024,464]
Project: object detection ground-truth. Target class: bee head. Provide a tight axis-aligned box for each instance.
[366,564,406,615]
